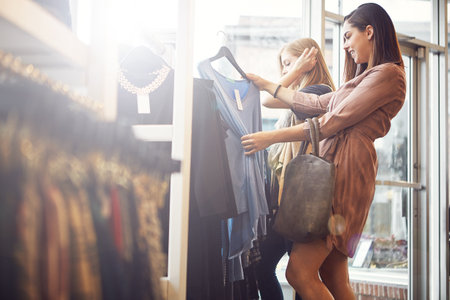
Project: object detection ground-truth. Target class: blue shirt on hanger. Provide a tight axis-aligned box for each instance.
[198,59,268,281]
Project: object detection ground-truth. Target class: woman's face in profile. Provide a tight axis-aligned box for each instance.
[342,21,373,64]
[280,50,299,76]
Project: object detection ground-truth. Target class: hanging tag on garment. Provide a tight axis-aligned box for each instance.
[234,89,243,111]
[137,94,151,114]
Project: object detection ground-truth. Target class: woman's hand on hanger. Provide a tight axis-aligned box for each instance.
[246,73,297,108]
[245,73,273,91]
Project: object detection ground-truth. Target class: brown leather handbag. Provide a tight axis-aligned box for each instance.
[273,117,335,242]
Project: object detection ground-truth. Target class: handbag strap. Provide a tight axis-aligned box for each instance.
[298,140,309,155]
[312,117,320,156]
[296,118,320,157]
[305,117,320,157]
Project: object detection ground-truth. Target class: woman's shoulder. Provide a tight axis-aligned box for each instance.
[356,62,405,85]
[369,62,405,76]
[299,84,333,96]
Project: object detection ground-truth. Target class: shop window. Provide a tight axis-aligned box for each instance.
[324,19,343,87]
[325,0,341,14]
[328,0,432,42]
[448,1,450,253]
[194,0,304,127]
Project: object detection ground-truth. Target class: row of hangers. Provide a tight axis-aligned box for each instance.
[0,50,180,175]
[118,43,248,82]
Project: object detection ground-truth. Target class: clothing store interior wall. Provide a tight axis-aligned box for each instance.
[0,0,448,300]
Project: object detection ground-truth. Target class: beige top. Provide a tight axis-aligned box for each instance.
[291,63,406,257]
[268,110,302,204]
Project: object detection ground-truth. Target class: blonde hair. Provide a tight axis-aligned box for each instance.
[278,38,335,91]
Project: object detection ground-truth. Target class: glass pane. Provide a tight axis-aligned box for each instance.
[448,2,450,254]
[111,0,178,66]
[325,0,341,14]
[194,0,303,128]
[374,58,410,182]
[341,0,431,42]
[74,0,178,64]
[349,55,411,299]
[325,19,343,87]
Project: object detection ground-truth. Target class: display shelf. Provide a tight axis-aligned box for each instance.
[0,0,88,84]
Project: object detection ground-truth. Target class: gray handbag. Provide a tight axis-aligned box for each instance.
[273,117,335,242]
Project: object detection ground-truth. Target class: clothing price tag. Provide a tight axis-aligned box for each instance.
[137,94,151,114]
[234,89,243,111]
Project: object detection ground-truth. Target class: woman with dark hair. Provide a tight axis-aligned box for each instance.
[241,3,406,299]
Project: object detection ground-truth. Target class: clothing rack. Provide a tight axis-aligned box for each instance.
[0,46,181,299]
[0,1,193,299]
[0,50,180,174]
[0,0,117,119]
[0,115,171,300]
[0,49,102,113]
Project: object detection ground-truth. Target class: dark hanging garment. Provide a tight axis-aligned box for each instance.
[186,78,237,300]
[190,78,237,218]
[186,198,225,300]
[116,46,173,176]
[198,56,268,280]
[117,46,174,125]
[86,179,126,300]
[117,70,174,125]
[0,146,22,300]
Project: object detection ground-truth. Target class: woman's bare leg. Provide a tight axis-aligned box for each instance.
[286,239,333,300]
[319,248,356,300]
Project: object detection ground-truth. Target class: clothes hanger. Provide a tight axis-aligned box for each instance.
[208,46,249,81]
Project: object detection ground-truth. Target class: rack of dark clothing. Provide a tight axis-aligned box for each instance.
[0,51,179,300]
[185,77,265,300]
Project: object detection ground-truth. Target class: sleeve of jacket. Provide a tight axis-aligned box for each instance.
[296,64,406,140]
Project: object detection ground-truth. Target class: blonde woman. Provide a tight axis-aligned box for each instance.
[256,38,335,300]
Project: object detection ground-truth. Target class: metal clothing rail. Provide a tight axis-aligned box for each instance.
[0,49,103,113]
[375,180,425,191]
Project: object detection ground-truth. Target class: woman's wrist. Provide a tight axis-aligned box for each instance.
[273,84,282,98]
[265,82,280,96]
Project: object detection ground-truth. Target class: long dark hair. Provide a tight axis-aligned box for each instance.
[343,3,404,82]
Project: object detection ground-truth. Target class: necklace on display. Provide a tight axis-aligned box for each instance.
[118,64,171,114]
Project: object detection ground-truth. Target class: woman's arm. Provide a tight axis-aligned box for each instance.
[243,64,406,155]
[247,74,297,107]
[261,81,294,109]
[241,123,309,155]
[317,64,406,140]
[247,73,331,112]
